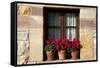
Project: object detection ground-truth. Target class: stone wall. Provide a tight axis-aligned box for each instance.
[17,3,97,64]
[17,4,43,64]
[79,8,96,60]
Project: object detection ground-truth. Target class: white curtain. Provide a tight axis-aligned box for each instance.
[65,13,77,41]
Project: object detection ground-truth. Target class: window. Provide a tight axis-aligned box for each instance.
[45,12,79,41]
[43,7,79,60]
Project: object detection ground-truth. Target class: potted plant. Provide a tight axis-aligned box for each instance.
[44,39,56,61]
[56,38,69,60]
[69,38,82,60]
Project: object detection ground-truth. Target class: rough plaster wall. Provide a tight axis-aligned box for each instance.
[80,8,96,60]
[17,28,30,64]
[29,28,43,62]
[17,5,43,63]
[17,4,97,63]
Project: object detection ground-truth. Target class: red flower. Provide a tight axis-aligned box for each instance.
[72,45,75,49]
[50,38,55,41]
[66,43,71,48]
[73,38,77,42]
[46,40,50,45]
[50,38,56,44]
[65,45,68,48]
[61,46,65,50]
[58,40,62,46]
[62,38,67,43]
[55,39,60,45]
[56,45,60,51]
[45,37,81,52]
[55,39,59,42]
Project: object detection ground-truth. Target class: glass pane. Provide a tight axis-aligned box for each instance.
[66,28,76,41]
[48,28,60,39]
[48,13,60,26]
[65,13,76,26]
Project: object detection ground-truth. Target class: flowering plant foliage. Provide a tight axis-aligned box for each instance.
[55,37,70,51]
[44,38,56,52]
[44,37,82,52]
[68,38,82,52]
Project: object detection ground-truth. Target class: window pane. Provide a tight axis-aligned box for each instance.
[48,13,60,26]
[48,28,60,39]
[65,13,76,26]
[66,28,76,41]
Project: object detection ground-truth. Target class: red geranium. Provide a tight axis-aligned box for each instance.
[44,37,82,52]
[69,38,82,52]
[46,40,50,45]
[44,38,57,52]
[55,37,70,51]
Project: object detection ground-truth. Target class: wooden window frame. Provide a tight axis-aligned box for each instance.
[43,7,80,60]
[43,7,80,39]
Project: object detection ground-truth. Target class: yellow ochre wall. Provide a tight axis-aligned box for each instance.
[80,8,96,60]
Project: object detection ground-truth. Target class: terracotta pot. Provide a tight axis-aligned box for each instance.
[46,51,54,61]
[71,50,79,60]
[58,50,66,60]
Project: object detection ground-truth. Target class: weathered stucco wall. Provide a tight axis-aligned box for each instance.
[79,8,96,60]
[17,3,96,64]
[17,5,43,64]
